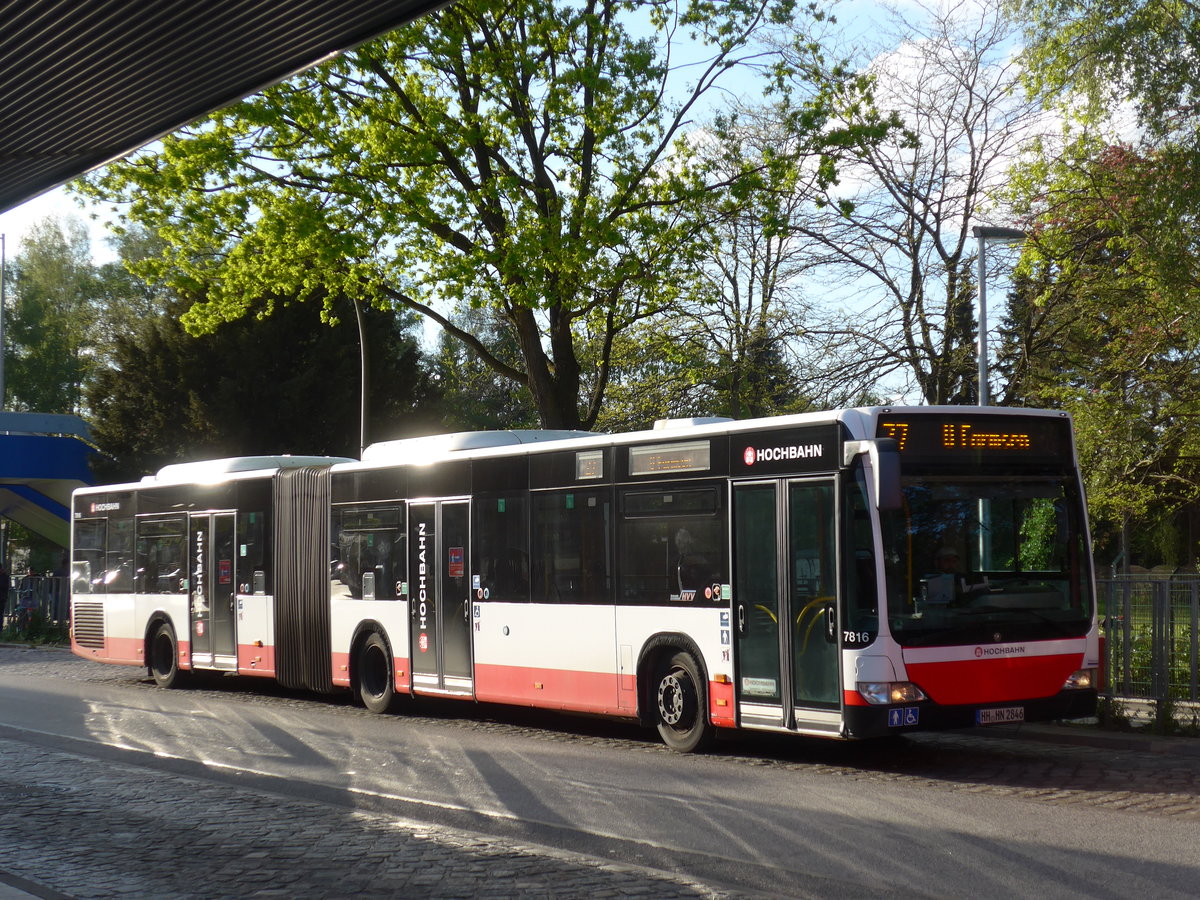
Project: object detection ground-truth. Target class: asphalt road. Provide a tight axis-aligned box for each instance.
[0,646,1198,899]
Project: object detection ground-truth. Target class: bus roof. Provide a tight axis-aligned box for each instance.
[360,430,598,464]
[147,455,356,484]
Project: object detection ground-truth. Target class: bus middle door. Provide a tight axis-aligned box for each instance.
[408,500,473,695]
[733,479,840,735]
[188,511,237,670]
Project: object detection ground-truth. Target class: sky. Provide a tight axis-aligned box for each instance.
[0,185,119,265]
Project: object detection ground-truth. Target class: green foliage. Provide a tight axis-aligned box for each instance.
[1018,498,1057,570]
[432,308,538,432]
[3,522,65,573]
[5,217,100,414]
[1008,0,1200,565]
[1014,0,1200,144]
[76,0,812,430]
[1002,137,1200,557]
[87,298,443,482]
[0,610,69,646]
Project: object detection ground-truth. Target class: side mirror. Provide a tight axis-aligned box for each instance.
[843,438,902,511]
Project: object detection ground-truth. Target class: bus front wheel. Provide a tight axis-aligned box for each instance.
[149,622,186,689]
[357,632,396,714]
[654,651,713,753]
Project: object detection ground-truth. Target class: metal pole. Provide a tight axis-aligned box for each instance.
[971,226,1026,408]
[976,231,987,406]
[351,296,368,457]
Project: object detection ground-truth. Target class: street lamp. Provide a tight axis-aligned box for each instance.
[973,225,1026,406]
[350,295,369,457]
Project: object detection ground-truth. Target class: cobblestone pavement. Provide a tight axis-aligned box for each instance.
[0,733,747,900]
[2,645,1200,898]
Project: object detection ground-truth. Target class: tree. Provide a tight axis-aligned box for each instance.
[1007,0,1200,565]
[783,0,1044,403]
[658,104,826,420]
[1014,0,1200,146]
[432,308,538,432]
[88,297,443,482]
[1001,139,1200,565]
[77,0,823,430]
[4,217,100,413]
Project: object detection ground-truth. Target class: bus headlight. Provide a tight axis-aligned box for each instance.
[857,681,928,705]
[1063,668,1096,690]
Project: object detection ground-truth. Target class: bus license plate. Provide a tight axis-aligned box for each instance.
[977,706,1024,725]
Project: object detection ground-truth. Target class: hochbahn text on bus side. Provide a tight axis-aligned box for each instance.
[69,406,1100,751]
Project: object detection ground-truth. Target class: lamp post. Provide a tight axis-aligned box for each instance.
[351,295,369,457]
[972,225,1026,406]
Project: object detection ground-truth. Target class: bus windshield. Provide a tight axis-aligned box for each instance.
[880,476,1093,647]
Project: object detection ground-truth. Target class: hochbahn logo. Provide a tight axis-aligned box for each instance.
[743,444,824,465]
[416,520,429,650]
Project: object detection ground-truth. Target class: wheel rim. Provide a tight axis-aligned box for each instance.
[657,668,694,730]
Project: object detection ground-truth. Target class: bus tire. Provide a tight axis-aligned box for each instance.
[654,650,713,753]
[357,632,396,714]
[149,622,185,689]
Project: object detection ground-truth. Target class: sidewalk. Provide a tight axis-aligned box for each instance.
[982,718,1200,756]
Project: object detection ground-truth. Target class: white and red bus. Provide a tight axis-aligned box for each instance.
[70,407,1099,751]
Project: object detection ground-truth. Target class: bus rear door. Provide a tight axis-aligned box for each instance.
[733,479,841,735]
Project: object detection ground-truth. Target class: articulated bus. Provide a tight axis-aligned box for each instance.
[70,407,1099,751]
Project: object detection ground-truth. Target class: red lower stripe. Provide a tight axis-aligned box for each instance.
[907,653,1082,705]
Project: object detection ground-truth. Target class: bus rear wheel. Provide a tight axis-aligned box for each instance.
[149,622,186,689]
[357,632,396,714]
[655,651,713,753]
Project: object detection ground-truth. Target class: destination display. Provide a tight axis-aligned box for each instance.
[876,413,1073,467]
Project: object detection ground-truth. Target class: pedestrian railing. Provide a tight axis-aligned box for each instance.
[1,575,70,631]
[1098,576,1200,704]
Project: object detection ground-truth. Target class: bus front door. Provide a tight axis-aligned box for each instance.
[188,511,237,670]
[733,479,840,735]
[408,500,473,695]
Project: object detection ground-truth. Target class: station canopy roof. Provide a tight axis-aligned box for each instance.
[0,0,445,214]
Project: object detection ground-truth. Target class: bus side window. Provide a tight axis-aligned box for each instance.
[331,504,403,602]
[73,519,106,594]
[237,509,270,596]
[106,516,134,592]
[618,486,725,604]
[474,495,528,602]
[531,489,611,603]
[135,517,187,594]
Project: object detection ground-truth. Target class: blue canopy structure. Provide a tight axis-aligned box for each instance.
[0,412,94,547]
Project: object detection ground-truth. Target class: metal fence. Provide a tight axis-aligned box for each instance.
[1098,576,1200,703]
[0,575,70,630]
